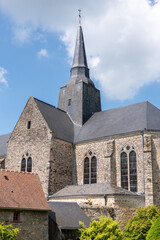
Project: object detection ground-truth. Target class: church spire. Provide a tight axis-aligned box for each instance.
[70,12,90,79]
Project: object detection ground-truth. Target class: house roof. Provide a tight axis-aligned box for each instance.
[48,201,90,229]
[34,98,74,143]
[0,133,10,157]
[75,101,160,143]
[0,170,50,211]
[49,182,138,198]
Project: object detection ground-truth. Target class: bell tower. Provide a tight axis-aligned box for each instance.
[58,15,101,125]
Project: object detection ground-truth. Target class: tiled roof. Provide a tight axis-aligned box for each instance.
[49,201,90,229]
[0,133,10,157]
[50,182,138,198]
[0,170,50,211]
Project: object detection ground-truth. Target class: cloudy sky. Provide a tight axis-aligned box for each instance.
[0,0,160,134]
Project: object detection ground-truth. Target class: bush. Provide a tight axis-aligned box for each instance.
[146,217,160,240]
[123,205,160,240]
[0,222,19,240]
[79,216,122,240]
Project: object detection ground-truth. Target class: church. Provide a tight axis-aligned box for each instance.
[0,21,160,223]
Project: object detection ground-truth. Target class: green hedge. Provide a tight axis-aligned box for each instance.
[146,217,160,240]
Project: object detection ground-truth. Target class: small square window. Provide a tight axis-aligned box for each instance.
[27,121,31,129]
[68,99,71,106]
[13,212,20,222]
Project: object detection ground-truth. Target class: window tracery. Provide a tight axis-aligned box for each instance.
[84,150,97,184]
[21,152,32,172]
[120,145,137,192]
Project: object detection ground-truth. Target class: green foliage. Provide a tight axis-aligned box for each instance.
[0,222,19,240]
[146,217,160,240]
[123,205,160,240]
[79,216,122,240]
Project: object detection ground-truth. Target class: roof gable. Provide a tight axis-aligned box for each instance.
[0,170,50,211]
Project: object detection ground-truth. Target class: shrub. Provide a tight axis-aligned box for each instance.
[146,217,160,240]
[79,216,122,240]
[0,222,19,240]
[123,205,160,240]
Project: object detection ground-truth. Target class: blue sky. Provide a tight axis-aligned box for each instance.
[0,0,160,134]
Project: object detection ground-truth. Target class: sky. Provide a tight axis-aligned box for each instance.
[1,0,160,134]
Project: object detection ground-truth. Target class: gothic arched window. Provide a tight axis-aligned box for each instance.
[120,147,137,192]
[84,157,89,184]
[121,152,128,190]
[84,152,97,184]
[129,151,137,192]
[21,158,26,172]
[27,157,32,172]
[21,153,32,172]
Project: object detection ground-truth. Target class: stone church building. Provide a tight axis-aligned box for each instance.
[1,23,160,222]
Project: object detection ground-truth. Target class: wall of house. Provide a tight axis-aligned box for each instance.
[6,97,52,196]
[49,139,73,195]
[74,133,144,194]
[0,209,48,240]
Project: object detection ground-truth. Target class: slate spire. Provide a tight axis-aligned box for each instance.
[70,24,90,79]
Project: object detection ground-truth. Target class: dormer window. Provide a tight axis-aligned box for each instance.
[27,121,31,129]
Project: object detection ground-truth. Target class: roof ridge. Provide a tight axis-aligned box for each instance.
[97,101,149,114]
[0,169,38,175]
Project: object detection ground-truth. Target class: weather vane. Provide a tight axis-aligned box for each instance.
[78,9,81,24]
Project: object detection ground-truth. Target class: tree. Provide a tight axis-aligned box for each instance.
[146,217,160,240]
[79,216,122,240]
[123,205,160,240]
[0,222,19,240]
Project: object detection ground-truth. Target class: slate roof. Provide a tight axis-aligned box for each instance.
[48,201,90,229]
[49,182,138,198]
[75,101,160,143]
[0,170,50,211]
[34,98,74,143]
[0,133,10,157]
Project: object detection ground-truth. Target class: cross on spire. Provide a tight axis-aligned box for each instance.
[78,9,81,25]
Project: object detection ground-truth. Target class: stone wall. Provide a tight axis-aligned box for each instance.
[151,133,160,208]
[6,96,51,196]
[0,209,48,240]
[49,139,73,195]
[74,133,144,194]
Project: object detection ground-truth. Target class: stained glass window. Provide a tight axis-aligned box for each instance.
[91,156,97,184]
[84,157,89,184]
[27,157,32,172]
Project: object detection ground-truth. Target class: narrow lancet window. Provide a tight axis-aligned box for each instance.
[27,157,32,172]
[27,121,31,129]
[91,156,97,184]
[21,158,26,172]
[84,157,89,184]
[129,151,137,192]
[121,152,128,190]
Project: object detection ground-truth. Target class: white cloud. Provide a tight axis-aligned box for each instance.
[0,0,160,100]
[37,48,48,59]
[0,67,8,87]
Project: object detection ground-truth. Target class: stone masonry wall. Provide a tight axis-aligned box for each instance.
[151,133,160,208]
[49,139,73,195]
[6,96,52,196]
[74,133,144,194]
[0,209,48,240]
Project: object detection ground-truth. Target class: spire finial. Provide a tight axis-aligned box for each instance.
[78,9,81,25]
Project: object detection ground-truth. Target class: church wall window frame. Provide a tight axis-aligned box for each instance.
[83,150,97,184]
[120,145,137,192]
[21,152,32,173]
